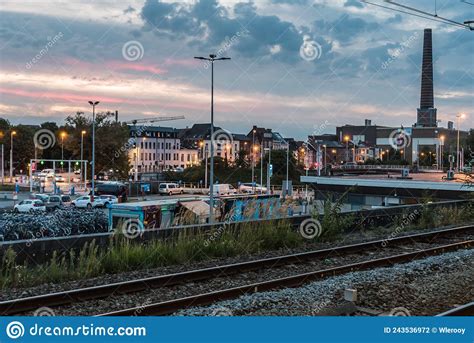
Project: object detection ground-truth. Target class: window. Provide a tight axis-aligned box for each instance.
[140,142,143,149]
[153,153,156,160]
[141,153,144,161]
[153,142,156,149]
[181,154,184,162]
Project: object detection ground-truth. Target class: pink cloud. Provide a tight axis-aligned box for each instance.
[0,87,155,105]
[163,58,198,68]
[106,61,166,75]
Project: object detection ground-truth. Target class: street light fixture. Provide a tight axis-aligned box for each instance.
[9,131,16,183]
[194,54,231,224]
[88,101,99,198]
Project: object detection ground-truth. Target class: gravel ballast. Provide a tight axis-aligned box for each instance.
[175,248,474,316]
[25,237,473,316]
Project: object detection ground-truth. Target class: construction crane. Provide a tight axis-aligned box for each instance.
[123,115,185,125]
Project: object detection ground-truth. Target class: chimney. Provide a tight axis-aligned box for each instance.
[115,110,118,122]
[416,29,437,127]
[365,119,372,126]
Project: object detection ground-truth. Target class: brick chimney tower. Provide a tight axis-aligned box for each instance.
[416,28,437,127]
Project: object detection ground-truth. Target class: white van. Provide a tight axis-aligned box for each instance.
[210,184,237,196]
[159,183,183,196]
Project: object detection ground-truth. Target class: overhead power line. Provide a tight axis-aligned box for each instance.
[362,0,473,30]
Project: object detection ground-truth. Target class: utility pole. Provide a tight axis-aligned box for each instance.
[9,131,16,183]
[88,101,99,198]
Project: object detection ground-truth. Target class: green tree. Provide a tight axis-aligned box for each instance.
[65,112,130,179]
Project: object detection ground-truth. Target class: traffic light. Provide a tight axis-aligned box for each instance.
[40,160,44,165]
[269,164,273,177]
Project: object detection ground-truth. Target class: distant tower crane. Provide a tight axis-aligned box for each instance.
[123,115,185,126]
[123,115,185,181]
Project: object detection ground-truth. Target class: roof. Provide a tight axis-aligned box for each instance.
[179,123,221,139]
[179,200,210,216]
[110,196,206,210]
[232,133,251,141]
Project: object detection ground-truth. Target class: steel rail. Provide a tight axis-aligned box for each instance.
[99,240,473,316]
[437,302,474,316]
[0,225,472,316]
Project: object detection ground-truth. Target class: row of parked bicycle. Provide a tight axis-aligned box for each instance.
[13,193,119,213]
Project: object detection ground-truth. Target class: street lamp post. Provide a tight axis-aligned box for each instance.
[81,130,86,188]
[252,129,256,188]
[194,54,230,224]
[456,113,464,171]
[0,131,4,185]
[322,145,327,172]
[344,135,350,162]
[266,146,272,194]
[285,142,289,196]
[60,132,66,161]
[260,145,263,190]
[439,135,444,170]
[9,131,16,183]
[60,132,66,172]
[88,101,99,198]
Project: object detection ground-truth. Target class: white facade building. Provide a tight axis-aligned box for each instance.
[128,126,199,175]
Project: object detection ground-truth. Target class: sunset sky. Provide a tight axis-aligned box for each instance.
[0,0,472,139]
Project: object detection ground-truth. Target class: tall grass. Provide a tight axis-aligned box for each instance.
[0,220,303,289]
[2,200,472,290]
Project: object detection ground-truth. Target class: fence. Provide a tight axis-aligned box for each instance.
[1,199,470,264]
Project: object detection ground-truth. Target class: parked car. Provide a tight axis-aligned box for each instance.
[74,169,81,175]
[98,195,118,208]
[210,184,237,196]
[14,199,46,213]
[60,195,72,206]
[239,183,267,194]
[71,196,104,209]
[38,169,55,179]
[33,193,50,203]
[54,175,65,182]
[44,195,63,211]
[158,183,183,196]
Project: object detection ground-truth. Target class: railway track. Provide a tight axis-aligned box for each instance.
[99,240,472,316]
[1,225,473,316]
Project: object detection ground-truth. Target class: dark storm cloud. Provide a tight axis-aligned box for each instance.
[313,14,381,45]
[140,0,305,62]
[271,0,311,5]
[344,0,364,9]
